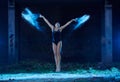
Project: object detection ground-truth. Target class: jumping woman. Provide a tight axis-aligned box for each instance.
[39,14,76,72]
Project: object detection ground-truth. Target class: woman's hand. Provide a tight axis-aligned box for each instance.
[39,14,44,18]
[73,18,78,22]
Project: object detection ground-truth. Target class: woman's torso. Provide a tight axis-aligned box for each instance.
[52,27,62,44]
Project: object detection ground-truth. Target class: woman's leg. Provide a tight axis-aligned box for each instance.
[56,41,62,72]
[52,43,58,72]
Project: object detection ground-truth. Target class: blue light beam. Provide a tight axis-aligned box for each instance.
[74,14,90,30]
[21,8,42,31]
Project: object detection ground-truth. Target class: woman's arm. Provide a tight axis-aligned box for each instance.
[60,18,76,30]
[40,14,54,30]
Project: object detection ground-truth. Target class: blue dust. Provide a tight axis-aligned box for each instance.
[21,8,42,31]
[74,14,90,30]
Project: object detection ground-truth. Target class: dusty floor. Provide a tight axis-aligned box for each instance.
[0,68,120,82]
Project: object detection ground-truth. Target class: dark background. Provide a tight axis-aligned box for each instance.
[113,1,120,62]
[0,0,8,65]
[0,0,120,65]
[16,0,103,63]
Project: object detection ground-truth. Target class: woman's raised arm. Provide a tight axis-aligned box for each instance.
[40,14,54,30]
[60,18,76,30]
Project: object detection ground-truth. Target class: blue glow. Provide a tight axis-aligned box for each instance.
[21,8,41,31]
[0,37,3,45]
[74,14,90,30]
[115,32,120,49]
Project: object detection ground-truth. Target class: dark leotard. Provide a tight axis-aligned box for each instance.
[52,30,61,45]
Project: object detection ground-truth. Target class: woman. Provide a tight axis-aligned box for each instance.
[39,14,76,72]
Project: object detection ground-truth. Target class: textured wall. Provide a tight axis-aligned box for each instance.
[0,0,8,65]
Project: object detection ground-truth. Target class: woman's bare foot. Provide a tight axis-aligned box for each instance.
[56,67,60,72]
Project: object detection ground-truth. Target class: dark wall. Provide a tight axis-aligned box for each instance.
[0,0,119,66]
[113,1,120,62]
[16,1,103,63]
[0,0,8,65]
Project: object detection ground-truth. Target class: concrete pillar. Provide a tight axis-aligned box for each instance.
[101,0,112,64]
[8,0,18,64]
